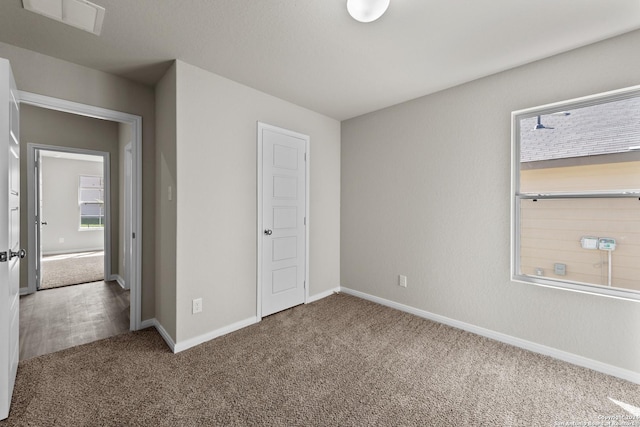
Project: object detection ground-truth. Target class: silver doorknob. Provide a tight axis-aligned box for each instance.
[9,249,26,260]
[264,229,273,236]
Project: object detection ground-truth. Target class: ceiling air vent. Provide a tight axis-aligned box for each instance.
[23,0,105,35]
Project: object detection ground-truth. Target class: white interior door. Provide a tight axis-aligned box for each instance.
[259,123,308,317]
[0,58,21,421]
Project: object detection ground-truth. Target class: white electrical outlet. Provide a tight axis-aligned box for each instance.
[399,275,407,288]
[59,237,64,243]
[192,298,202,314]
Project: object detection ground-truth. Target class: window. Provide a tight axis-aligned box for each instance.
[512,86,640,301]
[79,175,104,229]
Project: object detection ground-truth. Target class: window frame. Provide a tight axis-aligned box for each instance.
[511,84,640,302]
[78,174,105,230]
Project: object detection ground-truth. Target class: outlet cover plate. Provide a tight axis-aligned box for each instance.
[192,298,202,314]
[399,275,407,288]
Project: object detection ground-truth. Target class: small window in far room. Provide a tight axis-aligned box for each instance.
[79,175,104,229]
[511,87,640,301]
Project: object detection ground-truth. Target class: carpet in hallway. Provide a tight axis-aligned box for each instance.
[40,251,104,290]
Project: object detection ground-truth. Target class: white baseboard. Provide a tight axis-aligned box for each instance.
[173,317,259,353]
[140,318,176,352]
[42,248,104,256]
[340,287,640,385]
[307,287,340,304]
[109,274,128,290]
[140,318,155,329]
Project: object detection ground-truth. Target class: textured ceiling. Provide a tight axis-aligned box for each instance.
[0,0,639,120]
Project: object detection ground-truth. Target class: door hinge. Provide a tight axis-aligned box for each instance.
[304,281,306,289]
[304,217,306,225]
[0,251,7,263]
[132,232,136,239]
[304,153,307,161]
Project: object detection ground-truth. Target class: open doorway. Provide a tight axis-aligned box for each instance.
[36,149,107,290]
[16,92,142,360]
[19,91,142,332]
[20,111,128,360]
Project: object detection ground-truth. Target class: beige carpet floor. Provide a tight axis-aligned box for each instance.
[2,294,639,426]
[40,251,104,290]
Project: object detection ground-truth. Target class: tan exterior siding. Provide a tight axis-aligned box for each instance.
[520,162,640,291]
[521,161,640,193]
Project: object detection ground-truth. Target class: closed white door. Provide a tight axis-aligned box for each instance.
[0,59,21,421]
[259,123,307,317]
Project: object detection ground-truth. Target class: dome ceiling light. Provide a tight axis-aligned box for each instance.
[347,0,390,23]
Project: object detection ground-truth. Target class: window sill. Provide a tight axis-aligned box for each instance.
[512,274,640,302]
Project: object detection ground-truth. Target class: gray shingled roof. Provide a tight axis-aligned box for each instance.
[520,96,640,163]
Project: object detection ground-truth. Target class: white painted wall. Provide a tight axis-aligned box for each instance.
[172,60,341,344]
[40,156,104,254]
[341,29,640,374]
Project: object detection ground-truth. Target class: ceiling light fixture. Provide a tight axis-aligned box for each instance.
[347,0,390,23]
[22,0,105,35]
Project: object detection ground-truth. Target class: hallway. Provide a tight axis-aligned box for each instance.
[19,281,129,360]
[40,251,105,290]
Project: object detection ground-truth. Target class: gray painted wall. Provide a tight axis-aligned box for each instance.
[0,42,156,320]
[154,62,177,340]
[341,29,640,374]
[173,60,341,343]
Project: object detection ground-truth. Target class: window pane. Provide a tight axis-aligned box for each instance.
[80,215,103,227]
[80,203,102,216]
[78,174,104,228]
[79,188,103,202]
[519,197,640,292]
[79,175,102,188]
[519,97,640,194]
[521,161,640,194]
[80,202,104,227]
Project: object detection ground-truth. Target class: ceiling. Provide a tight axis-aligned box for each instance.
[0,0,639,121]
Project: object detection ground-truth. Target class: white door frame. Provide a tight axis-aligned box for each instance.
[256,122,310,320]
[18,91,143,331]
[27,145,111,290]
[123,142,133,290]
